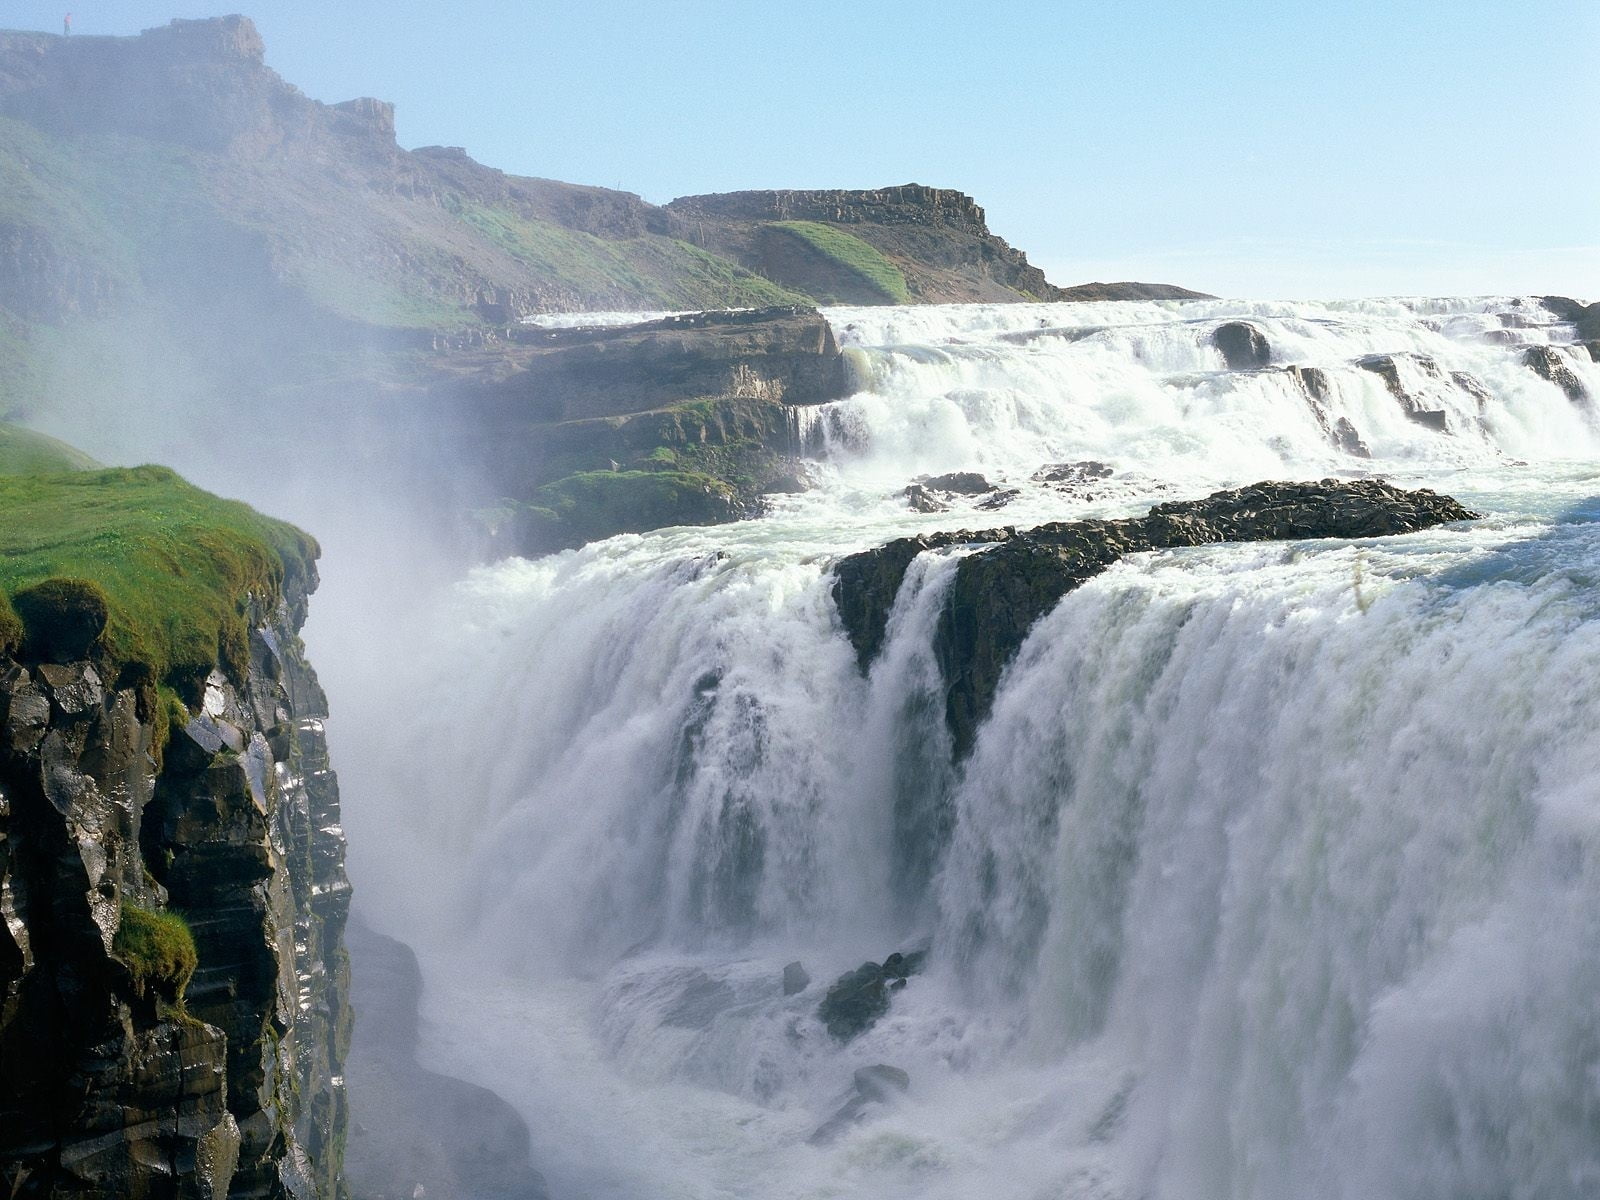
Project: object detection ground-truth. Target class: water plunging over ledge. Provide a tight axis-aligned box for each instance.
[355,296,1600,1200]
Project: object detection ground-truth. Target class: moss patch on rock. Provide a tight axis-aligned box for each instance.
[518,469,739,553]
[0,464,317,683]
[113,902,199,1008]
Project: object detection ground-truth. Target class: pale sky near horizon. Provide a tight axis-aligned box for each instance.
[9,1,1599,299]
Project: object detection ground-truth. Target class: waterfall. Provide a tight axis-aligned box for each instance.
[356,296,1600,1199]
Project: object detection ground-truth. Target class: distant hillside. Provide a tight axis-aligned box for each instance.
[0,14,1210,529]
[0,16,1204,343]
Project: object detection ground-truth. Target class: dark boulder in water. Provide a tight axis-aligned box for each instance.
[1034,460,1113,486]
[976,487,1021,510]
[343,920,549,1200]
[783,961,811,995]
[903,482,949,513]
[834,479,1479,757]
[817,950,927,1042]
[919,471,996,495]
[1213,321,1272,369]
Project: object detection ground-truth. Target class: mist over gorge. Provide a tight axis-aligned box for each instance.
[1,12,1598,1200]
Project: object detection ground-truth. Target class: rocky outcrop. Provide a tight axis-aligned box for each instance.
[808,1065,911,1146]
[1286,367,1371,457]
[342,921,546,1200]
[0,578,350,1196]
[666,186,1070,305]
[834,480,1478,756]
[472,307,849,425]
[1357,354,1451,431]
[451,307,854,554]
[1541,295,1600,341]
[1521,345,1589,403]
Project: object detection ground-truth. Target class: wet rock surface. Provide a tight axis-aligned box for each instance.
[1521,345,1589,403]
[1356,354,1452,431]
[808,1064,912,1145]
[0,585,351,1198]
[917,471,995,496]
[817,949,927,1042]
[834,479,1479,756]
[342,919,547,1200]
[1212,321,1271,369]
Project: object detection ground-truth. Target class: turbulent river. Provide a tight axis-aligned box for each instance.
[352,297,1600,1199]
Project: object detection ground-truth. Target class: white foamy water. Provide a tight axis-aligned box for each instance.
[356,296,1600,1199]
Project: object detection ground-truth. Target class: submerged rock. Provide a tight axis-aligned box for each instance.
[783,961,811,996]
[808,1064,913,1145]
[834,479,1479,757]
[903,483,949,513]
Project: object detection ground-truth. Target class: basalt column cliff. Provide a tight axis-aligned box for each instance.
[0,453,351,1199]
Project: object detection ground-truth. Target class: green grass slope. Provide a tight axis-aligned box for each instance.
[769,221,912,304]
[0,421,100,474]
[0,460,317,683]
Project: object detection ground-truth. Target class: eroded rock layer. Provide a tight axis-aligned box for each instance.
[833,480,1478,756]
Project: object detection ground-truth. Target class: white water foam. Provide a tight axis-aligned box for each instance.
[354,297,1600,1199]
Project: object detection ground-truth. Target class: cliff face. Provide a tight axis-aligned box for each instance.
[443,306,854,555]
[0,580,350,1197]
[665,185,1066,304]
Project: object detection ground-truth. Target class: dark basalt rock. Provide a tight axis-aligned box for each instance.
[976,488,1021,510]
[783,961,810,996]
[1213,322,1272,369]
[1522,345,1588,403]
[0,593,351,1198]
[1331,417,1372,458]
[903,483,949,513]
[834,480,1479,757]
[1286,365,1370,455]
[918,471,995,496]
[1034,460,1113,486]
[1540,296,1600,341]
[1356,354,1451,431]
[817,950,927,1043]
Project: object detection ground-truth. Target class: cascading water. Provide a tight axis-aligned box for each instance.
[355,296,1600,1199]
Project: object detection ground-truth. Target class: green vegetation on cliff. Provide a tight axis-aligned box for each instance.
[461,204,805,310]
[0,421,100,474]
[519,468,739,552]
[0,463,317,681]
[770,221,912,303]
[113,902,199,1008]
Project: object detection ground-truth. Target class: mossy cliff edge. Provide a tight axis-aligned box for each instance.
[0,434,351,1199]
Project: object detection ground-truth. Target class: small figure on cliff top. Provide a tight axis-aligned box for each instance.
[63,13,73,36]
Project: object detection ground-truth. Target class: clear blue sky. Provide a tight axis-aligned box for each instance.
[10,1,1599,298]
